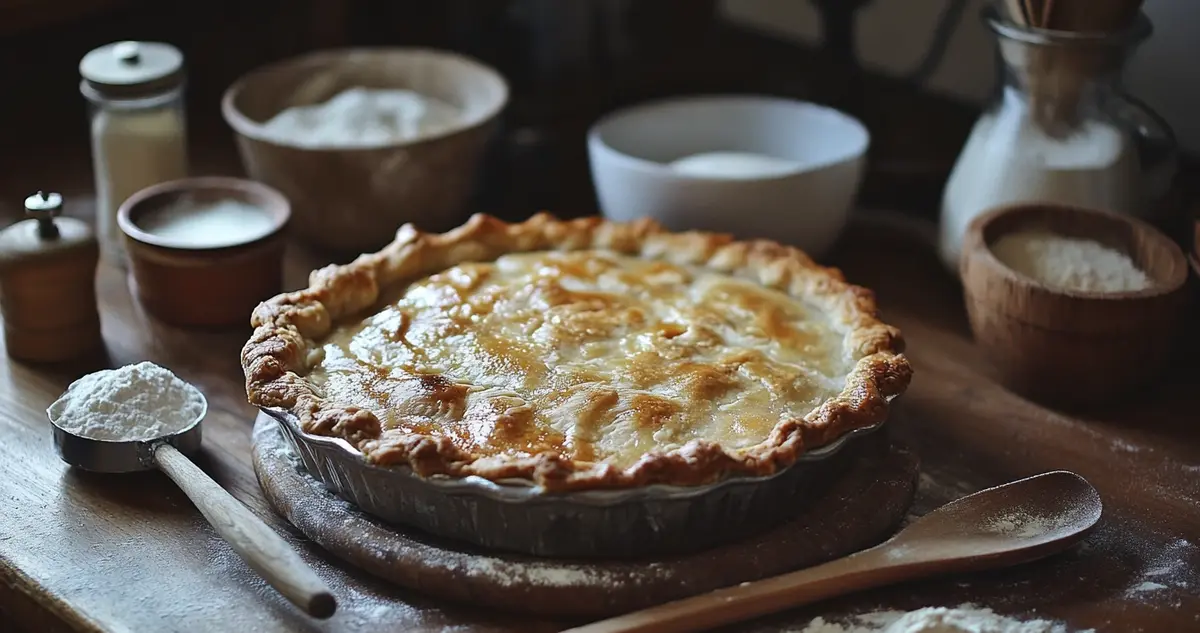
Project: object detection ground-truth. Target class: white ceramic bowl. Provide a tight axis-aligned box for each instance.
[587,95,869,258]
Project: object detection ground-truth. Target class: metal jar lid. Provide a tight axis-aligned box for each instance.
[80,41,184,100]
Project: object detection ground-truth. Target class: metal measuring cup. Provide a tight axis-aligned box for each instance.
[49,386,337,619]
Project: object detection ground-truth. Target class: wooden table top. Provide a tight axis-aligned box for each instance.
[1,197,1198,631]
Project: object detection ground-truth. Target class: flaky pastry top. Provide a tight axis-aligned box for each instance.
[242,214,911,491]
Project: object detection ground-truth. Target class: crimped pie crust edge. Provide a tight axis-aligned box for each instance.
[241,213,912,491]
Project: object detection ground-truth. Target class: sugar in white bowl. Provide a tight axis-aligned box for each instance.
[588,96,869,259]
[669,151,804,179]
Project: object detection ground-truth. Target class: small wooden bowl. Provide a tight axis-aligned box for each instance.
[118,177,290,329]
[961,204,1189,407]
[221,48,508,254]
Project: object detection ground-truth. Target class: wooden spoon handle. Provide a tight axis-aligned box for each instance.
[563,548,911,633]
[153,443,337,619]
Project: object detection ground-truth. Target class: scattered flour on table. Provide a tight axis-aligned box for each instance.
[906,471,979,525]
[47,361,205,441]
[1121,538,1196,599]
[1127,581,1167,594]
[917,472,977,499]
[794,604,1089,633]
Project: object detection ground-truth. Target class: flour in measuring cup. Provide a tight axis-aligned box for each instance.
[47,361,205,441]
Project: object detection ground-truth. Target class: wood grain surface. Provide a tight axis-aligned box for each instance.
[252,415,916,619]
[153,442,336,619]
[1,218,1198,632]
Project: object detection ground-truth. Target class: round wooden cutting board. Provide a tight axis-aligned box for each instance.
[251,413,918,618]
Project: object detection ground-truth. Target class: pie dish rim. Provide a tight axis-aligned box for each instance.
[262,404,885,501]
[258,406,886,558]
[241,213,911,492]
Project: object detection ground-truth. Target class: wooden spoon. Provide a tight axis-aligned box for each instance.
[49,389,337,619]
[565,471,1102,633]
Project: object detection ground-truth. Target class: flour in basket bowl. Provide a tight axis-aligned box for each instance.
[989,230,1151,293]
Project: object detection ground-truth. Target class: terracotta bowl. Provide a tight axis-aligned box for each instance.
[960,203,1188,407]
[221,48,508,254]
[117,177,290,329]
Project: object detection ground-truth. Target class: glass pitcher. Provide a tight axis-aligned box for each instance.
[938,8,1176,273]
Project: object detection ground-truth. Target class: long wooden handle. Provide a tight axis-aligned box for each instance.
[562,547,915,633]
[153,443,337,619]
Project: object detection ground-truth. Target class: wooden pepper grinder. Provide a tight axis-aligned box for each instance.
[0,192,104,362]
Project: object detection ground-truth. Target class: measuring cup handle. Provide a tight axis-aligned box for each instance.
[153,443,337,619]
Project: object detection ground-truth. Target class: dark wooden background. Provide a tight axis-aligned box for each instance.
[1,3,1198,631]
[0,0,998,223]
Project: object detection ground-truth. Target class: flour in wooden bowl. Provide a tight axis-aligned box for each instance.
[990,230,1151,293]
[261,87,462,148]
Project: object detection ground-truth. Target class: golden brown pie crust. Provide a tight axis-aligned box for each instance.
[242,213,911,491]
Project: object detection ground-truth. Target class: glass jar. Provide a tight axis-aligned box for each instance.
[80,41,189,267]
[938,9,1176,273]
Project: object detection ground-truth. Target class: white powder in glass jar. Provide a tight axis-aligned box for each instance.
[92,107,189,264]
[47,362,206,441]
[260,87,462,148]
[989,230,1152,293]
[938,110,1139,273]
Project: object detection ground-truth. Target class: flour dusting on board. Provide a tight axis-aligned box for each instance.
[791,604,1089,632]
[463,556,602,587]
[268,430,651,590]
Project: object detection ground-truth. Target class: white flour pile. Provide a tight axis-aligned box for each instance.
[990,230,1151,293]
[796,604,1086,633]
[261,87,462,148]
[47,362,205,441]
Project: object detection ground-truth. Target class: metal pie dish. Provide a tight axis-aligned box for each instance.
[262,407,884,559]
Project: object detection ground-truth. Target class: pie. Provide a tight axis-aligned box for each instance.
[242,214,911,491]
